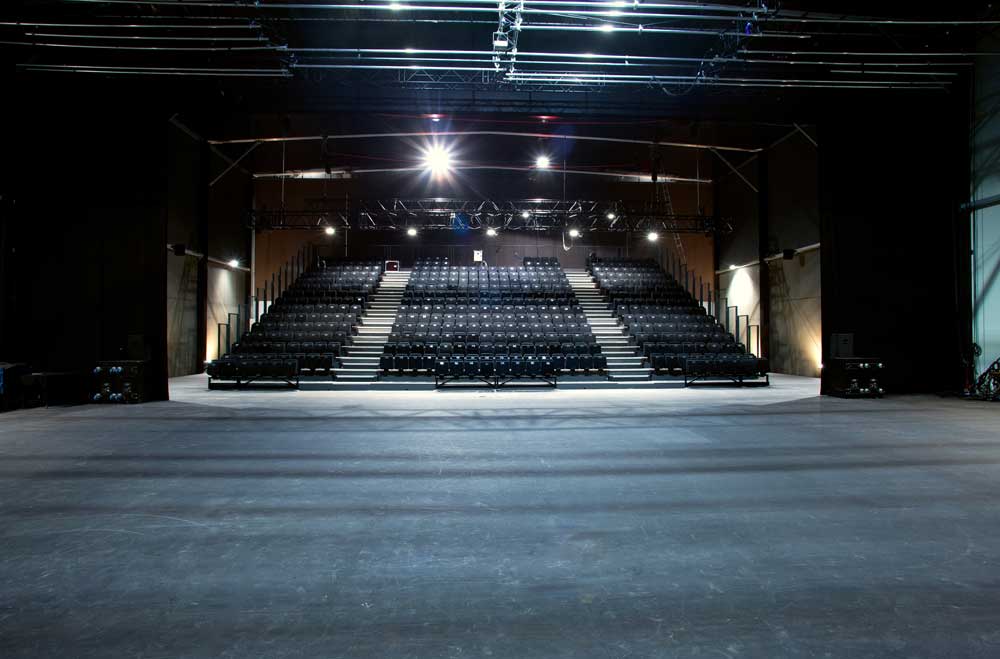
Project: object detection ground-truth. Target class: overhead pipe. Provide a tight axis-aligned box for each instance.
[292,47,972,68]
[209,128,762,153]
[290,55,971,77]
[20,31,268,41]
[18,63,292,77]
[1,40,281,52]
[0,21,260,29]
[61,0,1000,26]
[741,49,996,58]
[64,0,770,10]
[505,70,949,86]
[252,164,712,183]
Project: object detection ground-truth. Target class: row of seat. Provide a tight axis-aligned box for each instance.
[235,339,344,356]
[259,312,361,324]
[397,311,585,321]
[396,304,585,315]
[402,292,579,302]
[388,332,599,344]
[209,261,384,382]
[207,357,299,382]
[247,330,353,342]
[384,341,603,355]
[269,303,365,314]
[388,264,600,378]
[383,353,608,376]
[590,258,765,382]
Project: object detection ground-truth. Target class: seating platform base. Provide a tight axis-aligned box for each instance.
[434,374,558,389]
[208,376,300,390]
[682,373,770,387]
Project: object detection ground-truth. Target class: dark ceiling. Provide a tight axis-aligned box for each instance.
[2,0,997,118]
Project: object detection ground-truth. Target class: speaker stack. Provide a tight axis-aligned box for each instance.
[827,358,886,398]
[92,360,149,404]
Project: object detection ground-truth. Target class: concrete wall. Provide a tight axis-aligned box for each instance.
[973,30,1000,375]
[715,130,821,377]
[166,254,199,377]
[768,249,822,377]
[206,264,247,362]
[165,122,253,375]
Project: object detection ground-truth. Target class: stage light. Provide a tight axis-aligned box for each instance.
[407,227,418,237]
[607,212,616,220]
[422,144,452,176]
[228,259,240,268]
[389,1,405,9]
[568,228,581,238]
[535,155,551,169]
[486,228,498,237]
[599,24,616,32]
[647,231,659,242]
[729,264,738,270]
[324,226,336,236]
[521,211,530,219]
[426,113,443,123]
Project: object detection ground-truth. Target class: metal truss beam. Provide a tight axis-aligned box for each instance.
[249,198,730,233]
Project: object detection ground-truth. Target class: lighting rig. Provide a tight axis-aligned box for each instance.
[249,198,729,234]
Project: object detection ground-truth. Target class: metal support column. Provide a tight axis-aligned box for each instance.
[757,153,771,361]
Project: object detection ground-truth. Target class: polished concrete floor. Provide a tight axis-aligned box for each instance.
[3,374,1000,657]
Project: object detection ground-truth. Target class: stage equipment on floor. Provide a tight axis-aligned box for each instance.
[825,358,885,398]
[92,361,149,404]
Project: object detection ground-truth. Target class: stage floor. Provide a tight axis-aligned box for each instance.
[3,376,1000,657]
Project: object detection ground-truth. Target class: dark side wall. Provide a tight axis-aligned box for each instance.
[0,77,253,399]
[819,96,969,394]
[0,104,170,400]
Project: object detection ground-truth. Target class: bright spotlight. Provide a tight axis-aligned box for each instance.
[324,226,336,236]
[535,155,551,169]
[647,231,659,242]
[422,144,452,176]
[521,211,530,219]
[486,228,498,237]
[407,227,418,237]
[607,212,616,220]
[598,24,616,32]
[389,1,405,9]
[729,264,738,270]
[228,259,240,268]
[568,228,581,238]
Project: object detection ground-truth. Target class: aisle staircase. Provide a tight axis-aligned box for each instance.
[333,270,410,381]
[565,268,654,382]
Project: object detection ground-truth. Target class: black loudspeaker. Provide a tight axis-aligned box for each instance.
[171,244,187,256]
[826,358,886,398]
[782,248,796,260]
[92,360,149,404]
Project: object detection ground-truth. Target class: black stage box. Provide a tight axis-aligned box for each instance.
[92,360,149,404]
[826,358,885,398]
